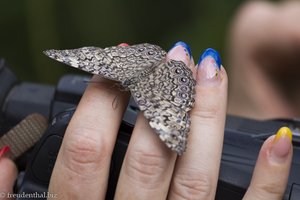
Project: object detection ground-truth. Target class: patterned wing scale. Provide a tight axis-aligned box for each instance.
[44,43,167,83]
[129,60,196,154]
[44,43,195,155]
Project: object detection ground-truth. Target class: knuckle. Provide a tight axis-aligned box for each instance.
[125,149,168,188]
[191,103,221,122]
[192,89,224,122]
[249,182,284,199]
[172,170,214,200]
[62,130,111,174]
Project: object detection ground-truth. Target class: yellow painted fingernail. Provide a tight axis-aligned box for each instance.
[270,127,292,163]
[274,127,292,142]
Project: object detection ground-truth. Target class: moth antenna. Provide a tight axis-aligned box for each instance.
[112,95,119,110]
[83,79,107,84]
[84,80,120,92]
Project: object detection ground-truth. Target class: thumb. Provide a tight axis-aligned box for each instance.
[0,146,18,200]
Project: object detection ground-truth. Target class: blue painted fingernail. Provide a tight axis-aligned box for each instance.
[170,41,192,58]
[198,48,221,69]
[196,48,222,85]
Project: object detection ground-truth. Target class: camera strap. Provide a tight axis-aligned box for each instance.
[0,114,47,160]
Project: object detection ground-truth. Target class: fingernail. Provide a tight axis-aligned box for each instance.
[0,146,10,158]
[167,41,192,66]
[270,127,292,163]
[170,41,192,58]
[196,48,222,85]
[118,43,129,46]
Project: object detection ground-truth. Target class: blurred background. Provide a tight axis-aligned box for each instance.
[0,0,248,84]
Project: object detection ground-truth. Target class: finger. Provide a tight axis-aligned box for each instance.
[49,75,130,199]
[115,41,193,200]
[0,146,18,200]
[115,113,177,200]
[166,41,192,66]
[189,56,196,74]
[118,43,129,46]
[279,1,300,42]
[243,127,293,200]
[168,48,228,200]
[167,41,197,79]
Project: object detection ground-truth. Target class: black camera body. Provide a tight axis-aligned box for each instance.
[1,59,300,200]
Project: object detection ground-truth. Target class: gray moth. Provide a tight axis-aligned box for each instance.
[44,43,195,155]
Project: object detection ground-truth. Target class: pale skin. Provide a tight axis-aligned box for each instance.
[0,41,293,200]
[1,1,299,195]
[228,0,300,119]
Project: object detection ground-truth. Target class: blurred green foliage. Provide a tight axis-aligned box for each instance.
[0,0,245,84]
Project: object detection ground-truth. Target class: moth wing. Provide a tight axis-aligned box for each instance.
[130,60,195,154]
[44,43,166,83]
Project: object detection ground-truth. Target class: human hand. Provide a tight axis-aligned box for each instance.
[0,42,293,200]
[46,42,293,199]
[228,0,300,119]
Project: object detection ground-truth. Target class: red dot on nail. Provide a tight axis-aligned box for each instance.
[118,43,129,47]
